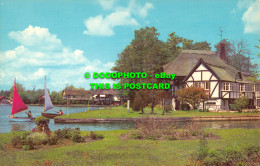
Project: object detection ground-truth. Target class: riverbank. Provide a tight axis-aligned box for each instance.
[56,106,260,123]
[26,104,110,107]
[55,115,260,123]
[0,129,259,165]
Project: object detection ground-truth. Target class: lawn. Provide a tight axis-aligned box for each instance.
[0,129,259,166]
[59,106,260,119]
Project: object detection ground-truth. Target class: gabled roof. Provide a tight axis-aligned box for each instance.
[183,58,220,82]
[163,50,240,82]
[63,89,90,96]
[94,89,118,96]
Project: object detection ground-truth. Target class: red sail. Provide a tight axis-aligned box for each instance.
[11,79,28,115]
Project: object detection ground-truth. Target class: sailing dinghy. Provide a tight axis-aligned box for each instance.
[8,79,35,122]
[41,77,59,118]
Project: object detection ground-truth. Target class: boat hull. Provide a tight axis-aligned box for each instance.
[41,112,60,118]
[8,116,35,122]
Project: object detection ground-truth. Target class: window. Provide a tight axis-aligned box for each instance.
[194,82,200,87]
[193,82,209,90]
[256,85,260,92]
[245,84,252,91]
[207,102,216,105]
[223,83,230,91]
[230,83,239,91]
[205,82,209,90]
[240,84,245,91]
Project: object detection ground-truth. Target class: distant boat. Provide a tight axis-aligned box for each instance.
[8,79,35,122]
[41,77,59,118]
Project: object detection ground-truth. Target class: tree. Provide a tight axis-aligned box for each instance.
[131,89,151,114]
[176,87,208,110]
[230,96,249,112]
[9,83,26,99]
[182,39,211,50]
[51,91,63,104]
[215,39,257,73]
[154,89,172,115]
[112,27,167,114]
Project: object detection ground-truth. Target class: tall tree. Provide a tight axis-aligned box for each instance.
[182,39,211,50]
[215,39,257,73]
[112,27,167,114]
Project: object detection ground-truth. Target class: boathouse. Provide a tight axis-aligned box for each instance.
[62,89,92,102]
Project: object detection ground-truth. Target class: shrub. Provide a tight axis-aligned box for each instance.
[190,144,260,165]
[28,132,49,145]
[129,129,143,139]
[89,131,104,140]
[35,116,49,125]
[70,128,84,142]
[55,128,86,142]
[129,117,215,140]
[122,103,127,107]
[11,133,29,148]
[48,133,59,145]
[231,96,249,112]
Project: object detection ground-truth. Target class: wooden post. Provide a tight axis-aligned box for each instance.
[127,100,130,113]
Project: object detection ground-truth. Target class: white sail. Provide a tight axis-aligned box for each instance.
[44,76,54,111]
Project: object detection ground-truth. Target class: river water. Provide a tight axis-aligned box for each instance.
[0,105,134,133]
[0,105,259,133]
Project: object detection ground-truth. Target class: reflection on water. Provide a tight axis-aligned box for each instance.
[0,105,259,133]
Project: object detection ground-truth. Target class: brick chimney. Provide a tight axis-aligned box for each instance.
[219,42,226,61]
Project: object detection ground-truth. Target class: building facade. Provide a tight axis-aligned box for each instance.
[163,50,260,111]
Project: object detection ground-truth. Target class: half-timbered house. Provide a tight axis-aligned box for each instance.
[163,49,260,111]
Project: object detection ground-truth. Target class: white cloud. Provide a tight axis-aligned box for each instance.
[97,0,117,10]
[32,68,47,79]
[0,26,114,91]
[9,25,62,51]
[242,1,260,34]
[128,0,153,17]
[83,0,153,36]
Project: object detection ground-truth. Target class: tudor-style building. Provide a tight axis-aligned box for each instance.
[163,49,260,111]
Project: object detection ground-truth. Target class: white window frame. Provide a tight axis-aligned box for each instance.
[223,83,230,91]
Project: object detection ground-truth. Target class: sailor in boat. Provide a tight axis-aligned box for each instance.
[57,110,64,115]
[25,111,34,118]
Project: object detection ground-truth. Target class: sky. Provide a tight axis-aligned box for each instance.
[0,0,259,92]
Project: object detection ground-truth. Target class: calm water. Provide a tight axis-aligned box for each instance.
[0,105,134,133]
[0,105,259,133]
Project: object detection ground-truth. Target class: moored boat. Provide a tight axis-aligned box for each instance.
[8,79,35,122]
[41,76,59,118]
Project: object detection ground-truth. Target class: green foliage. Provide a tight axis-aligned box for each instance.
[35,116,49,125]
[1,129,260,165]
[48,133,59,145]
[129,117,215,140]
[27,132,49,145]
[131,89,151,113]
[122,103,127,107]
[89,131,104,140]
[193,145,260,165]
[54,128,89,142]
[196,135,209,160]
[231,96,249,112]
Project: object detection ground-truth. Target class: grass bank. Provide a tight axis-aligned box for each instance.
[0,129,259,166]
[60,106,260,119]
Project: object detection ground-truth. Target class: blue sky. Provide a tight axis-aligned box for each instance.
[0,0,259,92]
